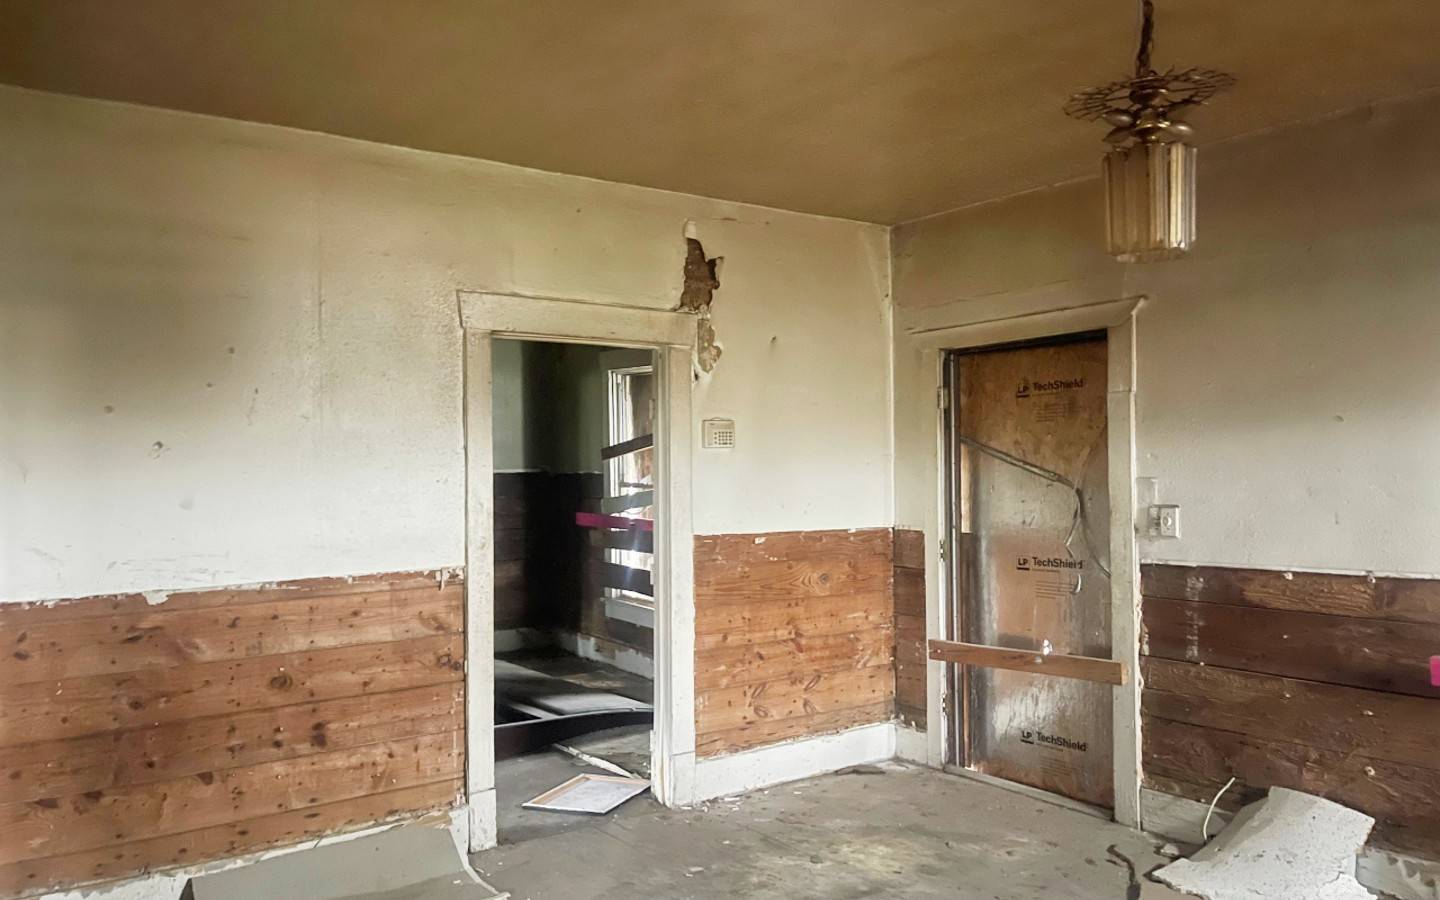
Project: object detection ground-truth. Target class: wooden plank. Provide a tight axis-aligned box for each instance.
[600,433,654,461]
[1143,716,1440,857]
[592,561,653,597]
[693,529,891,566]
[695,664,893,736]
[697,628,893,690]
[929,639,1126,685]
[1143,595,1440,699]
[0,633,463,746]
[0,779,462,898]
[893,567,925,617]
[575,511,653,532]
[0,571,455,630]
[1142,563,1440,624]
[601,490,653,514]
[1,586,461,685]
[0,730,462,866]
[0,682,462,805]
[695,591,893,649]
[696,700,893,757]
[592,527,654,554]
[1142,658,1440,771]
[696,554,891,605]
[893,528,925,570]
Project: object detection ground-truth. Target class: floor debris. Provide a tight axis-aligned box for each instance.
[522,773,650,815]
[1152,787,1374,900]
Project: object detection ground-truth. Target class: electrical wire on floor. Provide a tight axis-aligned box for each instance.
[955,434,1113,582]
[1202,776,1238,841]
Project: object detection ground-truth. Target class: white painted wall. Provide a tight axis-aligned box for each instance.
[0,86,892,602]
[892,89,1440,578]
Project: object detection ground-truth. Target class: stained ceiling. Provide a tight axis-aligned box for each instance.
[2,0,1439,224]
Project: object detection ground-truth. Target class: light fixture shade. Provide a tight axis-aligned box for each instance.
[1102,142,1196,262]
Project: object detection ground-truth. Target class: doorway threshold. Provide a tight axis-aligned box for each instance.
[941,764,1112,821]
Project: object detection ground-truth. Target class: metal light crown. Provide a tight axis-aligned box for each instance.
[1064,1,1234,262]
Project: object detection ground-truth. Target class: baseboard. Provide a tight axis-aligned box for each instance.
[492,628,550,653]
[554,630,653,678]
[1141,787,1440,900]
[691,722,895,803]
[893,724,928,764]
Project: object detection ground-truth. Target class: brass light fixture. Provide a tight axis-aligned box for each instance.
[1065,1,1234,262]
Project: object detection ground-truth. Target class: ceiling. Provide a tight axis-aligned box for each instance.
[3,1,1439,224]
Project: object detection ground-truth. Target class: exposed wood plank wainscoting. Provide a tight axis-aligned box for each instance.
[694,529,899,757]
[0,571,465,897]
[1140,563,1440,858]
[892,529,927,729]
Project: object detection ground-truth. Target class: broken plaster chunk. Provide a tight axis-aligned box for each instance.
[1152,787,1374,900]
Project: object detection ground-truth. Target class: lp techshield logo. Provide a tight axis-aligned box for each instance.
[1016,556,1085,572]
[1016,376,1084,399]
[1020,729,1088,752]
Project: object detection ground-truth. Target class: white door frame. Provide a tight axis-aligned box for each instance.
[905,295,1144,827]
[458,290,698,851]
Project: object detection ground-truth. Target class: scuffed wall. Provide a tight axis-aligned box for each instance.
[0,85,892,602]
[892,88,1440,578]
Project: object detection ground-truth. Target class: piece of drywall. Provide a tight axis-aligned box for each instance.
[892,88,1440,578]
[0,85,892,603]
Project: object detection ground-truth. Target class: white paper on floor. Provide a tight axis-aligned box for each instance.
[522,773,650,815]
[1153,787,1375,900]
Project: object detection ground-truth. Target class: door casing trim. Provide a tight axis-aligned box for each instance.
[457,290,699,851]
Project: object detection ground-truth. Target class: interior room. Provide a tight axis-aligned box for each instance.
[489,338,658,837]
[2,2,1438,899]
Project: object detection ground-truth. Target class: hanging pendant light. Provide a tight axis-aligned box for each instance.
[1064,1,1234,262]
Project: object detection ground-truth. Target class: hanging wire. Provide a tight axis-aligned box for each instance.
[1135,0,1156,76]
[956,434,1113,582]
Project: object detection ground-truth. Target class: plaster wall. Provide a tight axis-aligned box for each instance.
[0,85,892,602]
[892,89,1440,578]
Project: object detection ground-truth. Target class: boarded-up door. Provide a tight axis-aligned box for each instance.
[950,335,1112,807]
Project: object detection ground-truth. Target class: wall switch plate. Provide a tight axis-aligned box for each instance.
[1150,504,1181,539]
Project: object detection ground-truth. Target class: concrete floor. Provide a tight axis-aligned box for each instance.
[476,763,1184,899]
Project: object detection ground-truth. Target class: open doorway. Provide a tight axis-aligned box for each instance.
[490,338,659,839]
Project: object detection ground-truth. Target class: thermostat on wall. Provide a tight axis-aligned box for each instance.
[702,418,736,449]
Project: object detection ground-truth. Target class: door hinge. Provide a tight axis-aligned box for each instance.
[937,385,951,411]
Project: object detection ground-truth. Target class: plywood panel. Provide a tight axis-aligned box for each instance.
[0,571,465,897]
[1144,595,1440,698]
[694,528,895,756]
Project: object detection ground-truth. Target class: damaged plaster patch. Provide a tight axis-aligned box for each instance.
[1153,787,1374,900]
[677,235,723,372]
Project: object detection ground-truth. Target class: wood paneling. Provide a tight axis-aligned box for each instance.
[0,571,464,898]
[1141,563,1440,624]
[1141,563,1440,858]
[892,530,926,729]
[1144,595,1440,698]
[695,529,894,757]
